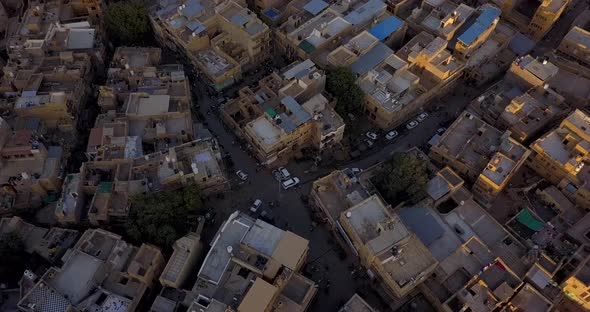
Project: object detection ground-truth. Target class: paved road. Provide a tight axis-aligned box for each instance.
[188,66,475,310]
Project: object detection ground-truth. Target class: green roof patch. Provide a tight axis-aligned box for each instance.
[516,208,544,231]
[298,40,316,54]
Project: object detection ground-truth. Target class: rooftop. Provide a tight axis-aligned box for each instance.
[339,294,377,312]
[303,0,328,16]
[237,278,277,312]
[457,5,501,46]
[513,55,559,83]
[350,42,394,76]
[195,49,237,77]
[509,283,552,311]
[561,26,590,51]
[248,116,283,147]
[398,206,462,261]
[533,109,590,166]
[358,55,420,112]
[290,9,351,50]
[433,111,528,185]
[344,0,386,26]
[197,211,308,285]
[341,195,438,286]
[368,16,404,41]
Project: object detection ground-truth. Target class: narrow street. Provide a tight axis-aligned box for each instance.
[188,68,475,310]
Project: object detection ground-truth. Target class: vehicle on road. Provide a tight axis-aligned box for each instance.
[437,127,447,135]
[417,112,429,122]
[406,120,419,130]
[385,130,398,140]
[278,167,291,180]
[282,177,300,190]
[365,131,378,140]
[236,170,248,181]
[250,199,262,213]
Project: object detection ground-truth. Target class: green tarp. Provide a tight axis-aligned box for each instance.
[298,40,316,54]
[98,182,113,193]
[266,108,277,118]
[516,208,544,231]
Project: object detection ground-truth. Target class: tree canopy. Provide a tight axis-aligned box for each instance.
[372,152,428,205]
[326,67,364,117]
[126,186,203,246]
[0,231,26,285]
[105,1,151,46]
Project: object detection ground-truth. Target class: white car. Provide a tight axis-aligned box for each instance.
[365,131,378,140]
[278,167,291,180]
[365,139,374,148]
[417,112,429,122]
[282,177,300,190]
[406,120,419,130]
[250,199,262,213]
[437,127,447,135]
[236,170,248,181]
[385,130,398,140]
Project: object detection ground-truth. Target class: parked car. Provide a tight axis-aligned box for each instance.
[385,130,398,140]
[437,127,447,135]
[282,177,300,190]
[250,199,262,213]
[365,131,378,140]
[417,112,429,122]
[365,139,374,148]
[278,167,291,180]
[236,170,248,181]
[406,120,419,130]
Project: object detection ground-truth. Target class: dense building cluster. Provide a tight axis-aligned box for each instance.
[2,0,590,311]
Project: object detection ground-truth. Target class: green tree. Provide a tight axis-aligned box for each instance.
[126,186,203,246]
[326,67,364,117]
[105,1,151,46]
[0,231,26,284]
[373,152,428,205]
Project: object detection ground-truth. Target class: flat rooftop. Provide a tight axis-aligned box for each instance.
[534,109,590,166]
[398,206,462,261]
[513,55,559,82]
[339,294,376,312]
[509,284,552,311]
[49,251,103,304]
[457,5,500,46]
[344,0,386,26]
[562,27,590,51]
[247,116,283,147]
[442,196,507,248]
[198,213,254,284]
[195,49,236,77]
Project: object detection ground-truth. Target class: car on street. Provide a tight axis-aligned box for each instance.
[351,168,362,175]
[236,170,248,181]
[364,139,374,148]
[385,130,398,140]
[365,131,378,140]
[417,112,429,122]
[282,177,300,190]
[406,120,419,130]
[437,127,447,135]
[278,167,291,180]
[250,199,262,213]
